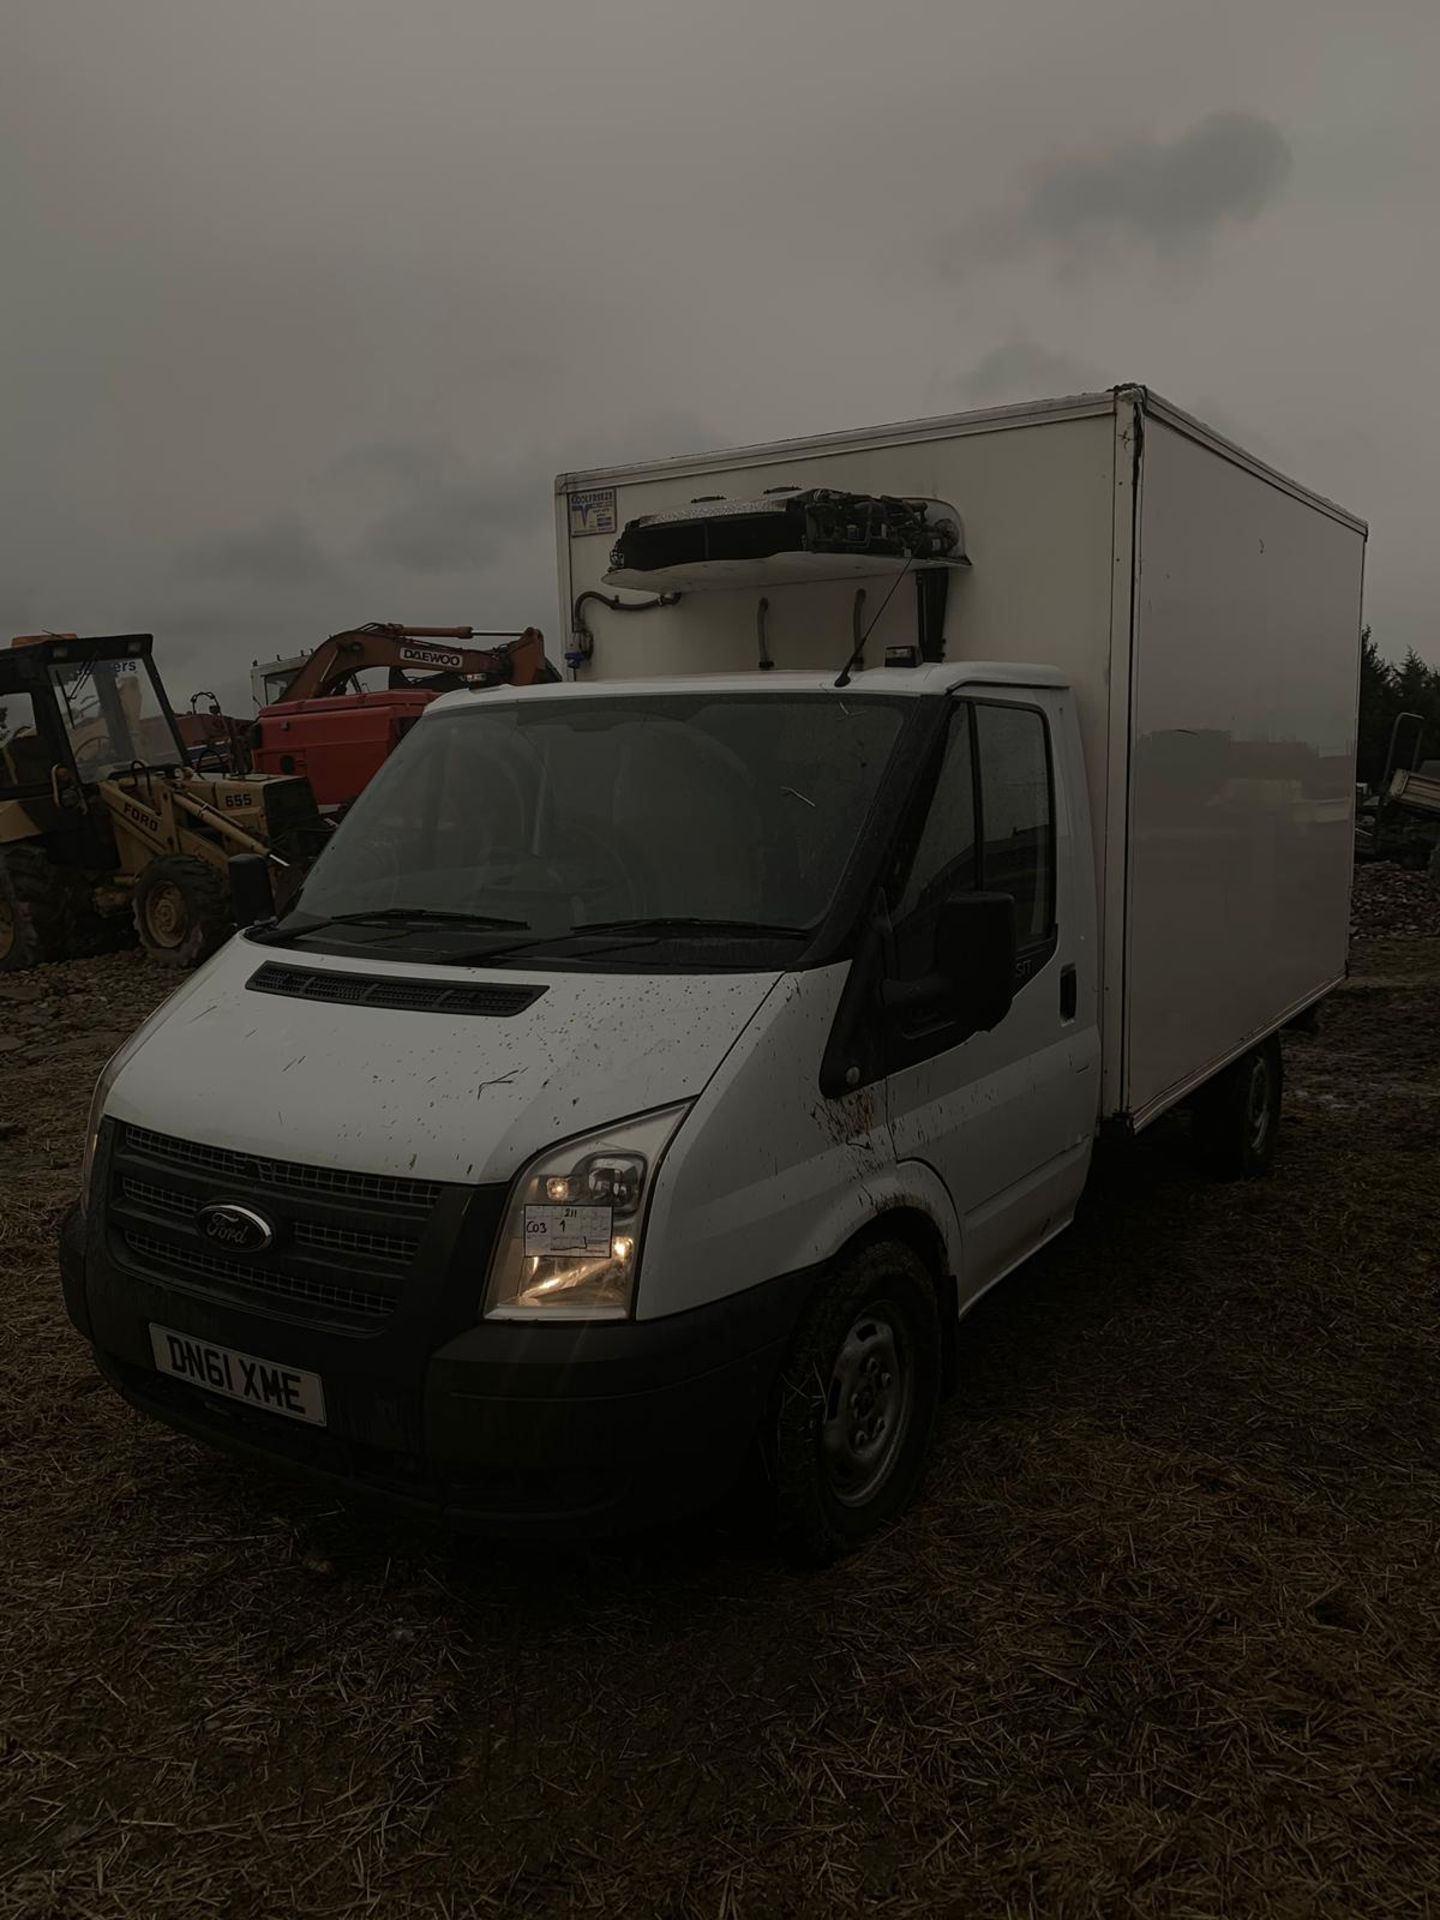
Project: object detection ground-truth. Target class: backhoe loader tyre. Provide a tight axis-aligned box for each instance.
[0,845,84,972]
[133,856,233,969]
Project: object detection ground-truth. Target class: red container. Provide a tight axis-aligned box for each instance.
[253,689,436,809]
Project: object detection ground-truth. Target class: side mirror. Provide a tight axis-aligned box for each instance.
[229,853,275,929]
[882,890,1017,1036]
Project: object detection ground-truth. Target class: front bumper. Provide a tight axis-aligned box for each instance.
[60,1205,813,1538]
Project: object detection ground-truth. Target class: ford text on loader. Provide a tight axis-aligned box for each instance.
[61,388,1364,1558]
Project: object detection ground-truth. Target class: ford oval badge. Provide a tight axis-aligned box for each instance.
[197,1202,275,1255]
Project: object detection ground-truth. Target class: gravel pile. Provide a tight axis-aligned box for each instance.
[1351,860,1440,942]
[0,953,173,1091]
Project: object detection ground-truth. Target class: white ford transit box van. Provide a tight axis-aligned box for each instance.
[62,388,1365,1557]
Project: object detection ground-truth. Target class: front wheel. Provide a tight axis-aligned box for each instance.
[770,1240,941,1564]
[132,855,233,968]
[1192,1035,1283,1181]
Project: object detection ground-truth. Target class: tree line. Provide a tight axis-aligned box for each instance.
[1359,630,1440,789]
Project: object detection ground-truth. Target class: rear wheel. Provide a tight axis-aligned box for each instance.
[770,1239,941,1564]
[1192,1035,1283,1180]
[132,855,233,968]
[0,843,89,972]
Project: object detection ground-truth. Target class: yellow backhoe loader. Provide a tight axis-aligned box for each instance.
[0,633,323,971]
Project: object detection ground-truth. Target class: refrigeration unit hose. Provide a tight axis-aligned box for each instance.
[567,590,682,673]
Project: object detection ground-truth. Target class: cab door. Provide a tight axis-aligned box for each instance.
[883,690,1098,1304]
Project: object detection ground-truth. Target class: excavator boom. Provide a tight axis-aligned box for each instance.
[276,623,550,704]
[252,622,555,812]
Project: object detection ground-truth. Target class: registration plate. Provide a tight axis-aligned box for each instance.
[149,1325,327,1426]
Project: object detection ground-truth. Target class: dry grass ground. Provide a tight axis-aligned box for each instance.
[2,868,1439,1918]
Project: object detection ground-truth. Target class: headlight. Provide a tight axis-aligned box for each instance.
[484,1105,689,1321]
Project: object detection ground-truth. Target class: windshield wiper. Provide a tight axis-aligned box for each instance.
[450,915,811,963]
[271,906,532,940]
[572,916,810,938]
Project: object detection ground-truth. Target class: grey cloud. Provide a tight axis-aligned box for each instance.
[557,410,725,475]
[325,441,468,491]
[940,339,1113,409]
[368,480,532,574]
[180,515,333,587]
[334,442,550,576]
[969,111,1293,265]
[335,412,724,577]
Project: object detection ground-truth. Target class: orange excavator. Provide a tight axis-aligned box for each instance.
[252,623,556,809]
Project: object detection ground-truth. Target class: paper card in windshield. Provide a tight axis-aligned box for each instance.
[523,1204,612,1254]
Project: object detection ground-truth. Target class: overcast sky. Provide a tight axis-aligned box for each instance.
[4,0,1437,708]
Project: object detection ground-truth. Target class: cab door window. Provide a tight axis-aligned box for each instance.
[891,699,1055,982]
[974,702,1055,951]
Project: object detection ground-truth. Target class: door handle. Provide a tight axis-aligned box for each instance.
[1059,963,1077,1020]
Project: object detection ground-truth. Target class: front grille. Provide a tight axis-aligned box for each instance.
[247,962,545,1019]
[122,1125,440,1208]
[123,1230,394,1321]
[293,1221,418,1262]
[109,1125,450,1331]
[122,1176,195,1221]
[118,1177,419,1266]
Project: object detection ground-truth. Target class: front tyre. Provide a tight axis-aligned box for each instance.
[132,855,233,968]
[771,1240,941,1564]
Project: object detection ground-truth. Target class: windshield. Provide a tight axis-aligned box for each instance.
[48,657,182,781]
[286,692,908,960]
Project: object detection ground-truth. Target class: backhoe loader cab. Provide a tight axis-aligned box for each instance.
[0,633,323,974]
[0,634,165,846]
[43,638,185,779]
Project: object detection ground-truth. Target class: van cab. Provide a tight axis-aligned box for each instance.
[63,664,1093,1558]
